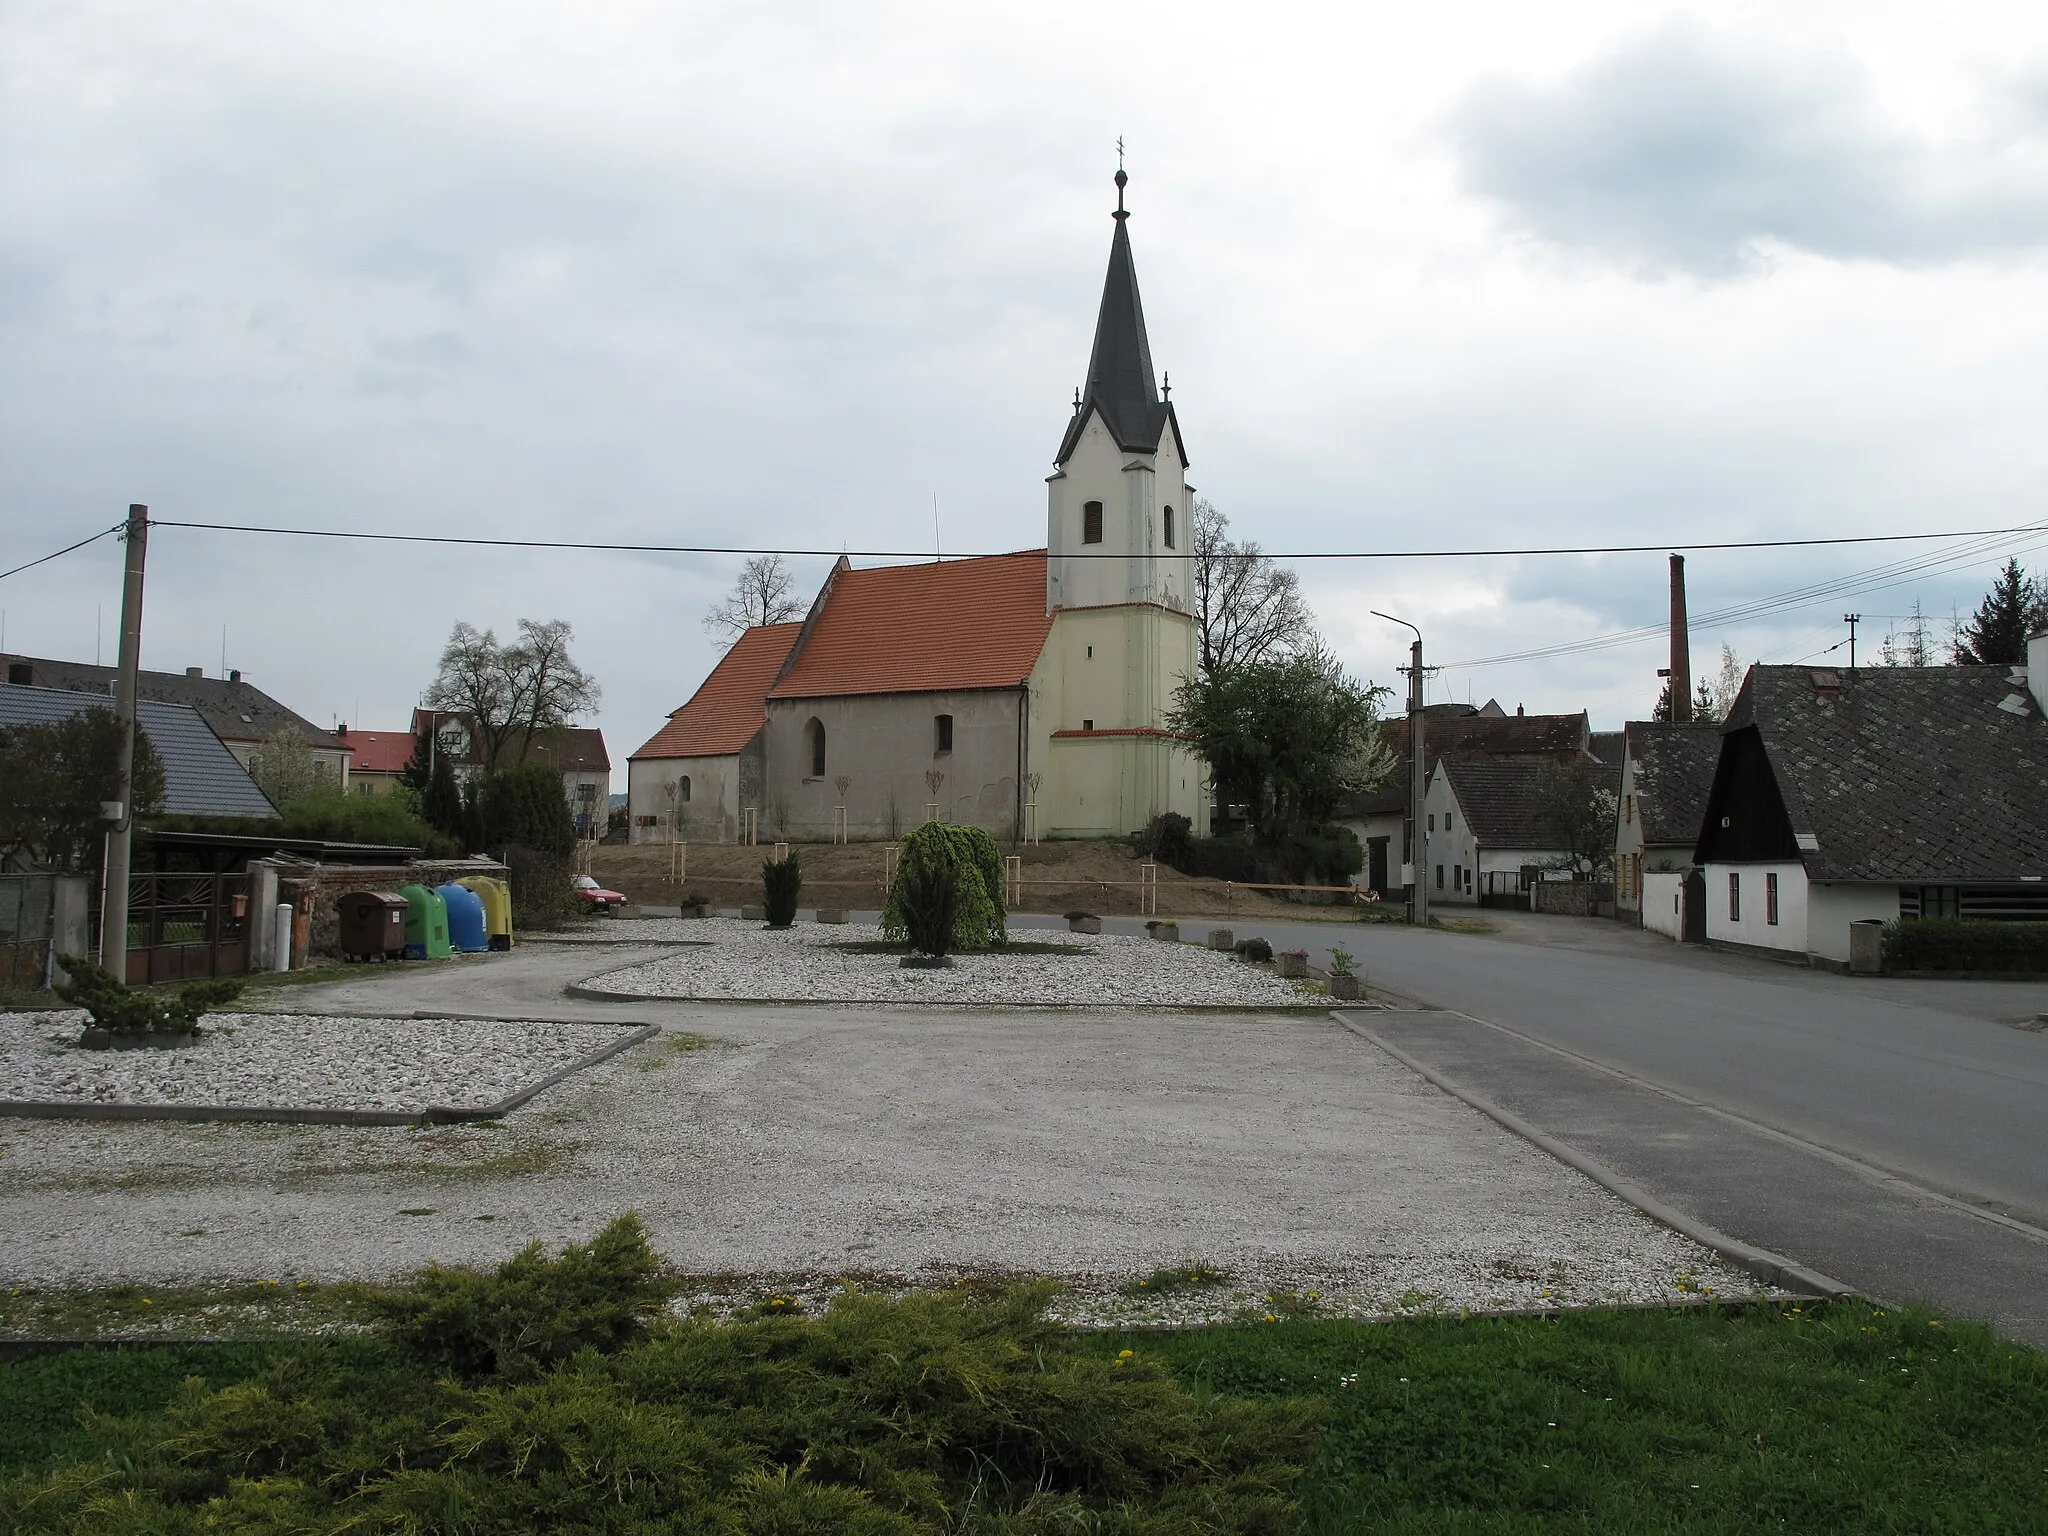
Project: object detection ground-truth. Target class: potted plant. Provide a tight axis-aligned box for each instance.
[1066,910,1102,935]
[1325,944,1361,1001]
[1233,937,1274,964]
[1277,948,1308,978]
[1145,920,1180,942]
[56,954,243,1050]
[680,892,712,919]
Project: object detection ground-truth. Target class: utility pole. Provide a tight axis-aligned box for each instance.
[1373,611,1428,929]
[98,504,149,981]
[1844,613,1861,671]
[1667,554,1692,723]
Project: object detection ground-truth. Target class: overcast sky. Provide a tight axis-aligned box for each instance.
[5,0,2048,784]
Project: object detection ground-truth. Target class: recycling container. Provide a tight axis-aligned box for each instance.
[438,881,490,954]
[337,891,407,962]
[461,875,514,950]
[398,882,452,960]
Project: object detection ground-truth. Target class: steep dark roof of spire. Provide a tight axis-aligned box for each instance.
[1056,185,1182,464]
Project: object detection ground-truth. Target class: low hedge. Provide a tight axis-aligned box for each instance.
[1881,918,2048,973]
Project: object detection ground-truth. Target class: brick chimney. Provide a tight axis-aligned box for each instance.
[185,666,203,677]
[1668,554,1692,723]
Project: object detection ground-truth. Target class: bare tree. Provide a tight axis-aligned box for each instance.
[704,555,804,644]
[1707,644,1744,721]
[1192,499,1315,677]
[423,619,600,771]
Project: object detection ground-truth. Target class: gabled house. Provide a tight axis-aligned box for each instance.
[1694,640,2048,965]
[1345,705,1595,896]
[331,726,414,795]
[1615,722,1722,937]
[1422,756,1617,905]
[0,682,277,827]
[526,728,613,837]
[4,653,350,786]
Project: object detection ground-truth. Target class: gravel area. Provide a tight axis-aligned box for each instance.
[0,1010,631,1112]
[584,917,1318,1007]
[0,1000,1765,1319]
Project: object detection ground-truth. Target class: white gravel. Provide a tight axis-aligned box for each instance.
[0,1001,1765,1319]
[0,1010,631,1112]
[585,917,1318,1007]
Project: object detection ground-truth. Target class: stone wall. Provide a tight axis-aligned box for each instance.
[1531,880,1616,919]
[256,856,510,963]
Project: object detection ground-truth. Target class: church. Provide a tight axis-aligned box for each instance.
[627,170,1207,845]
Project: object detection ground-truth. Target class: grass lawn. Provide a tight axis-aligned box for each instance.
[3,1270,2040,1531]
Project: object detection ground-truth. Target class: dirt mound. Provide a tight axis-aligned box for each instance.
[590,838,1357,921]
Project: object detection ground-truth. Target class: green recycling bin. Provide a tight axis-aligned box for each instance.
[399,882,452,959]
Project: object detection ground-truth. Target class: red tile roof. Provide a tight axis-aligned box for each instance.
[768,552,1052,700]
[340,729,415,775]
[631,623,801,760]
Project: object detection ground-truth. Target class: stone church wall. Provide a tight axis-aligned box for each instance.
[761,689,1025,842]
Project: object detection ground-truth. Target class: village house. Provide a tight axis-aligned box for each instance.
[3,653,350,787]
[1693,639,2048,966]
[332,725,414,795]
[1421,755,1618,907]
[0,681,277,832]
[1345,704,1596,897]
[628,169,1207,844]
[1614,721,1722,938]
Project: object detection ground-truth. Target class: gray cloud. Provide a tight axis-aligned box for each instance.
[1442,19,2048,273]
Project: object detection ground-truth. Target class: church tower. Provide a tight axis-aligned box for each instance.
[1046,166,1194,615]
[1031,167,1205,838]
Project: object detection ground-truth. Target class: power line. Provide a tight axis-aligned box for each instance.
[0,522,123,583]
[141,516,2048,562]
[1441,521,2048,669]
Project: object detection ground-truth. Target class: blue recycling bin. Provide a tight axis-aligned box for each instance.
[437,882,490,954]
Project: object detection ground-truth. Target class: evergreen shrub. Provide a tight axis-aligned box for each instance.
[1881,918,2048,973]
[881,821,1006,951]
[0,1214,1315,1531]
[898,854,962,957]
[1233,937,1274,963]
[762,848,802,928]
[54,955,242,1035]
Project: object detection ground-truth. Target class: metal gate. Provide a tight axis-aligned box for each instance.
[94,873,253,983]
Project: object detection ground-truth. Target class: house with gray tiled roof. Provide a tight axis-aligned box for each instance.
[0,682,277,824]
[1422,755,1620,906]
[1615,722,1722,937]
[2,653,350,786]
[1693,637,2048,965]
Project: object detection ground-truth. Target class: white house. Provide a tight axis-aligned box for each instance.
[1694,637,2048,966]
[1422,757,1589,906]
[1614,722,1721,938]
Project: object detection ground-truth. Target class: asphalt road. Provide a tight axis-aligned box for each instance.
[1026,907,2048,1343]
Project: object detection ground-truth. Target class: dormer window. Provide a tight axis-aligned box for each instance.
[1082,501,1103,544]
[1163,506,1175,548]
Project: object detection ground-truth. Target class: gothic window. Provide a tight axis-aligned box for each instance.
[807,718,826,778]
[1083,501,1103,544]
[678,776,691,803]
[935,714,954,754]
[1163,506,1175,548]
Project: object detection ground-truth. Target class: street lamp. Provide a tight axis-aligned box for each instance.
[1371,611,1429,930]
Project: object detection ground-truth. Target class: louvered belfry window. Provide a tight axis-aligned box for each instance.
[1083,501,1103,544]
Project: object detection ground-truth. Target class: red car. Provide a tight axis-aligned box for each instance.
[571,874,628,916]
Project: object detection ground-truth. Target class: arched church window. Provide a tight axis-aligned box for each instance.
[934,714,954,754]
[1163,506,1175,548]
[678,776,691,803]
[807,718,826,778]
[1082,501,1103,544]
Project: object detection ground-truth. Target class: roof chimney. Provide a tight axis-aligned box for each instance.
[185,666,203,678]
[229,669,242,683]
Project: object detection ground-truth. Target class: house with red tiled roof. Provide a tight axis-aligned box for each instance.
[331,725,416,795]
[627,169,1207,844]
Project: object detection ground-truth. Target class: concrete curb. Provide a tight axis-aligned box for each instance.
[1332,1011,1858,1301]
[0,1023,660,1127]
[561,979,1331,1012]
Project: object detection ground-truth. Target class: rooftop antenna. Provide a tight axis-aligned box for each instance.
[933,493,941,563]
[1844,612,1861,671]
[220,623,227,678]
[96,603,102,666]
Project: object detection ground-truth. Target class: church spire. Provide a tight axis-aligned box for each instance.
[1056,164,1170,464]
